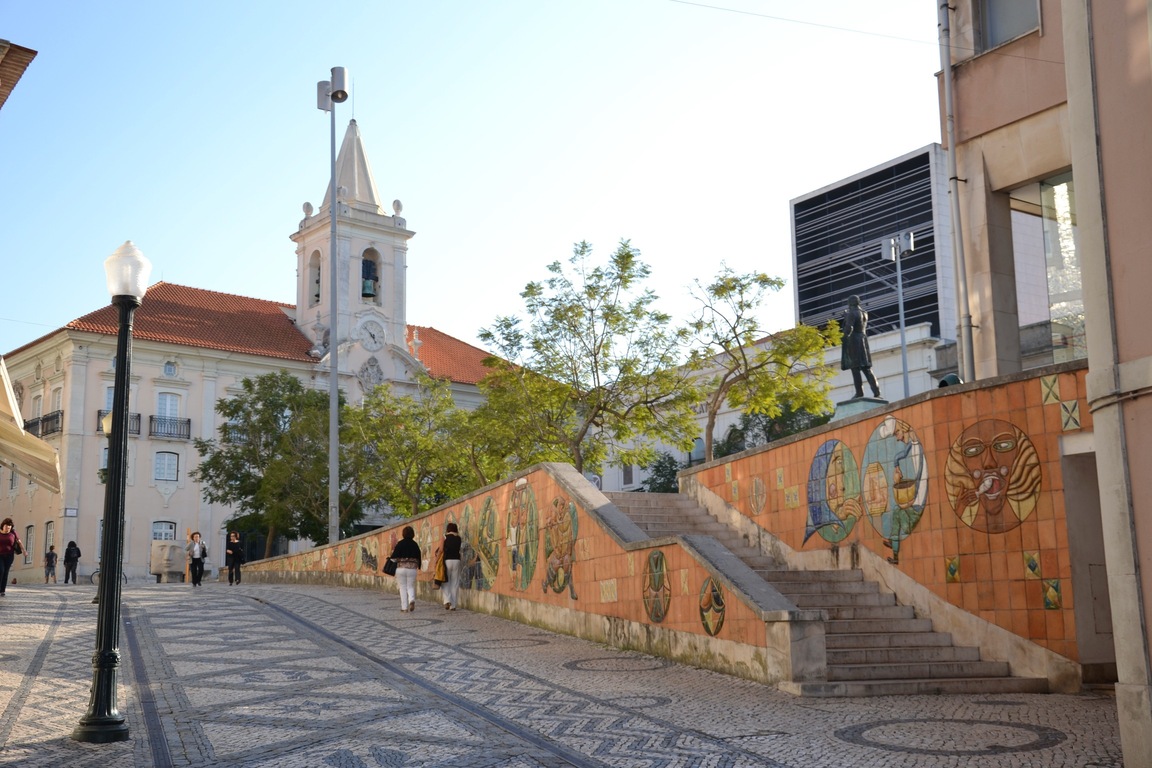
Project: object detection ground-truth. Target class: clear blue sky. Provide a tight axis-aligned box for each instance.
[1,0,943,356]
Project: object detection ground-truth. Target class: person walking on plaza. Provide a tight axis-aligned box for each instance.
[185,532,208,587]
[0,518,23,596]
[63,540,81,584]
[44,545,58,584]
[389,526,422,612]
[441,522,462,611]
[225,531,245,585]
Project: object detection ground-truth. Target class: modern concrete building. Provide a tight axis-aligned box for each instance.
[0,120,492,582]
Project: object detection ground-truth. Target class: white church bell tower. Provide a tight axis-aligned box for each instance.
[290,119,419,398]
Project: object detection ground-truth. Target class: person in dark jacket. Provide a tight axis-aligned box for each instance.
[225,531,245,585]
[389,526,422,612]
[0,517,22,596]
[440,522,462,610]
[63,540,81,584]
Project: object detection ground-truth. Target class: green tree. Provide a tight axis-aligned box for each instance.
[479,240,701,475]
[640,451,683,493]
[344,373,473,516]
[712,404,832,460]
[688,266,839,463]
[191,371,363,557]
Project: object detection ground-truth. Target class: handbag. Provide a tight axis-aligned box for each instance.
[433,552,447,584]
[383,558,397,576]
[13,538,23,556]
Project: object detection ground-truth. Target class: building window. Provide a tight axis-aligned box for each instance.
[154,451,179,482]
[23,525,34,565]
[45,520,55,552]
[31,394,42,418]
[688,438,706,467]
[8,469,17,490]
[979,0,1040,51]
[152,521,177,541]
[157,392,180,419]
[51,388,62,412]
[163,361,178,377]
[622,464,634,486]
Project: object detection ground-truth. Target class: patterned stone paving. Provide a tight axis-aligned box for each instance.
[0,582,1125,767]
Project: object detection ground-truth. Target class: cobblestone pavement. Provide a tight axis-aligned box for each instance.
[0,582,1124,767]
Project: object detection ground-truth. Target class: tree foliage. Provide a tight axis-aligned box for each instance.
[478,240,701,474]
[712,405,832,459]
[640,451,683,493]
[344,373,473,517]
[191,371,364,557]
[687,265,839,463]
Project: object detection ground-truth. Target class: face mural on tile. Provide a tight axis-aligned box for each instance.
[542,495,578,598]
[862,416,928,565]
[506,478,539,591]
[945,419,1041,533]
[805,439,863,543]
[643,549,671,623]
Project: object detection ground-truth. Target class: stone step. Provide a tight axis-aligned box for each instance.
[768,579,880,595]
[760,569,865,583]
[787,676,1049,697]
[825,617,935,634]
[824,631,954,649]
[783,591,897,609]
[827,659,1011,681]
[826,644,981,665]
[822,605,915,621]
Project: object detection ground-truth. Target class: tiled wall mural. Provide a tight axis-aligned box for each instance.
[688,366,1090,660]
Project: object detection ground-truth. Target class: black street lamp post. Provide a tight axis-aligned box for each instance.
[73,241,151,744]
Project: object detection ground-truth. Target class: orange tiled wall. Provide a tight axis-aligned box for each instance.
[247,467,768,647]
[683,367,1090,661]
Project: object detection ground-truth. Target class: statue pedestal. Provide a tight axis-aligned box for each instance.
[831,397,888,422]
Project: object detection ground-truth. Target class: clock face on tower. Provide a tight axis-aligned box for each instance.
[360,319,385,351]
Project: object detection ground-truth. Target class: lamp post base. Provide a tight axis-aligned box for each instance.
[72,716,129,743]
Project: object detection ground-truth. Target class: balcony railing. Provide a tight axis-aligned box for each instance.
[96,410,142,436]
[24,411,64,437]
[149,416,192,440]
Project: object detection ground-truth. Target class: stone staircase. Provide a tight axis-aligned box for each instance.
[604,491,1049,697]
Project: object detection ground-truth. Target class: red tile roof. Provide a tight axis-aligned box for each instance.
[67,282,317,362]
[11,282,496,386]
[408,325,496,385]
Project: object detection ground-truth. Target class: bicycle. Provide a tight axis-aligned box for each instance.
[90,569,129,586]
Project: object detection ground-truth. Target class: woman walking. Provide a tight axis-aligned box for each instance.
[0,518,23,597]
[389,526,422,612]
[441,522,462,610]
[225,531,245,585]
[185,532,208,587]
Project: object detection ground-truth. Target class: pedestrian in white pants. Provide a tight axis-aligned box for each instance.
[389,525,422,612]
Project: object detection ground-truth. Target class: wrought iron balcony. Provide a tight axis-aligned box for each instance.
[96,410,142,436]
[149,415,191,440]
[24,411,64,437]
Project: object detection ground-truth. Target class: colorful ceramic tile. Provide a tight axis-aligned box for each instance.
[541,495,577,598]
[642,550,671,623]
[945,555,961,583]
[699,576,726,636]
[776,467,785,489]
[945,419,1042,533]
[1023,551,1042,580]
[785,486,800,509]
[725,463,732,482]
[1041,375,1060,405]
[600,578,618,603]
[1061,400,1081,431]
[1043,578,1062,609]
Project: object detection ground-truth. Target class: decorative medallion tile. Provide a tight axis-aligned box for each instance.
[1041,375,1060,405]
[776,467,785,489]
[1024,552,1042,580]
[1061,400,1081,431]
[730,480,739,501]
[1043,578,1062,609]
[945,555,960,583]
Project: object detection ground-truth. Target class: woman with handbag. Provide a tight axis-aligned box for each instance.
[0,517,23,596]
[388,526,422,612]
[440,522,462,611]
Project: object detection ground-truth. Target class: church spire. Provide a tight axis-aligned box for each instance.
[322,119,382,213]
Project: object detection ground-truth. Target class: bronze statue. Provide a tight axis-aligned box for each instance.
[841,295,882,399]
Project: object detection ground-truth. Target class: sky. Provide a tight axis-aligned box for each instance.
[1,0,944,357]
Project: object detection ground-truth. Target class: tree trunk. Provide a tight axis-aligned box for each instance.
[262,524,276,560]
